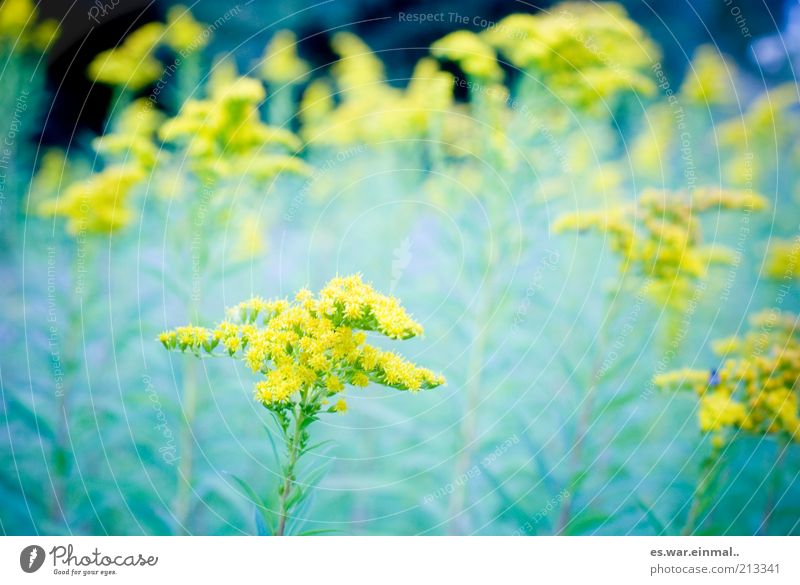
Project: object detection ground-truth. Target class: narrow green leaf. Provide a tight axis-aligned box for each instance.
[226,473,275,535]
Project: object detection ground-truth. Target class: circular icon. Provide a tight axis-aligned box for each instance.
[20,545,45,573]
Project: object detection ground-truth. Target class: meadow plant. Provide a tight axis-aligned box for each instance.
[4,0,800,537]
[160,275,444,534]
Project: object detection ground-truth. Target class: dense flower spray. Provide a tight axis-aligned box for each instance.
[552,187,768,307]
[655,310,800,446]
[0,0,59,52]
[159,275,444,534]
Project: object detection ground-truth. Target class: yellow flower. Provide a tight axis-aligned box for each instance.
[331,32,386,96]
[553,187,767,308]
[764,238,800,280]
[37,164,145,235]
[658,310,800,442]
[159,74,306,179]
[699,392,746,432]
[332,399,347,413]
[92,99,162,169]
[159,275,445,411]
[431,30,503,81]
[88,23,165,90]
[653,369,711,394]
[260,30,310,85]
[681,45,736,106]
[0,0,59,52]
[299,79,334,136]
[483,4,659,110]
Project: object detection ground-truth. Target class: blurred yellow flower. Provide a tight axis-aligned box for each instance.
[0,0,59,52]
[88,23,165,90]
[553,187,767,307]
[164,4,208,54]
[656,310,800,444]
[37,164,145,235]
[160,74,306,178]
[260,30,310,85]
[484,3,659,110]
[765,239,800,280]
[431,30,503,81]
[681,45,737,106]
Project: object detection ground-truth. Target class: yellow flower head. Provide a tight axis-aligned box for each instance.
[164,5,208,54]
[764,238,800,281]
[92,99,162,169]
[331,32,386,96]
[553,187,767,308]
[88,22,165,90]
[0,0,59,52]
[656,310,800,442]
[37,164,146,235]
[681,45,736,106]
[483,4,659,110]
[159,275,445,412]
[159,74,306,178]
[431,30,503,82]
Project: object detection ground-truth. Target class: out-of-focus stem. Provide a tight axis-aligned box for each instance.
[50,246,89,528]
[173,356,198,534]
[682,445,723,535]
[448,223,496,534]
[173,197,207,534]
[556,286,622,535]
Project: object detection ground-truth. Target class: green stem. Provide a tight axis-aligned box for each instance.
[276,407,306,536]
[447,305,487,534]
[682,445,723,535]
[173,194,207,534]
[556,284,623,535]
[50,242,92,529]
[173,357,198,534]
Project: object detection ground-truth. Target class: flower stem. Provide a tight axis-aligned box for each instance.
[556,285,622,535]
[759,438,788,535]
[447,221,497,534]
[173,357,198,534]
[276,408,306,536]
[173,197,207,534]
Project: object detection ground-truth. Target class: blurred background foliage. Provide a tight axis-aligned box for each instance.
[2,0,800,536]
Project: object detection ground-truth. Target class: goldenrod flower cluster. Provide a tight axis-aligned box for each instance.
[431,30,503,81]
[552,188,767,307]
[719,84,799,185]
[159,73,309,180]
[297,2,657,148]
[0,0,59,53]
[37,164,145,235]
[159,275,445,413]
[259,30,310,85]
[164,5,208,54]
[655,310,800,445]
[765,238,800,280]
[88,5,208,90]
[88,23,166,90]
[299,34,454,145]
[680,45,736,107]
[92,99,163,170]
[483,3,659,109]
[36,100,160,234]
